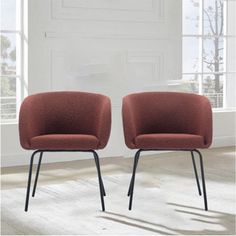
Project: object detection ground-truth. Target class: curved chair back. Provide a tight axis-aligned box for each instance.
[19,91,111,149]
[122,92,212,149]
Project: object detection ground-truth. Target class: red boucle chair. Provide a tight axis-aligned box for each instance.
[122,92,212,211]
[19,91,111,212]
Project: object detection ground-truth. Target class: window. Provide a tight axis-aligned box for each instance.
[182,0,236,108]
[0,0,27,123]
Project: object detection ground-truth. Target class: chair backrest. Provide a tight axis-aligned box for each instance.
[123,92,212,136]
[19,91,110,136]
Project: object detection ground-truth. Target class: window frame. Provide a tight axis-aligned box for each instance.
[182,0,235,109]
[1,0,26,124]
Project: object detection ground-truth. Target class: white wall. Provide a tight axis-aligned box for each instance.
[1,0,235,167]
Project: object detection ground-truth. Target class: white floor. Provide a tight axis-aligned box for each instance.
[1,147,235,235]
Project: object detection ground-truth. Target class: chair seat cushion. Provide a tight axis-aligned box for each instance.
[135,133,204,150]
[30,134,99,150]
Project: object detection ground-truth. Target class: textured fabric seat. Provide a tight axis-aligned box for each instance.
[19,91,111,150]
[19,91,111,212]
[122,91,212,211]
[135,133,204,150]
[31,134,99,150]
[122,92,212,150]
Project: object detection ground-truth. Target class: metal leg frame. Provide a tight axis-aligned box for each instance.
[25,150,106,212]
[128,150,141,210]
[193,149,208,211]
[25,150,41,212]
[32,151,43,197]
[93,151,106,197]
[127,149,208,211]
[191,151,202,196]
[127,151,140,197]
[92,151,105,211]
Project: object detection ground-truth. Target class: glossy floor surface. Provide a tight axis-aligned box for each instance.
[1,147,235,235]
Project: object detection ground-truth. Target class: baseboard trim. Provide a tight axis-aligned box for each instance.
[212,136,236,147]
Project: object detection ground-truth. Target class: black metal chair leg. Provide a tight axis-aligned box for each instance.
[129,150,141,210]
[127,154,139,196]
[32,152,43,197]
[92,151,105,211]
[25,150,39,212]
[101,181,106,196]
[94,155,106,196]
[127,173,133,197]
[191,151,202,196]
[194,149,208,211]
[100,175,106,197]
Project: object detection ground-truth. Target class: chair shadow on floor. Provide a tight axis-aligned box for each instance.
[98,203,236,235]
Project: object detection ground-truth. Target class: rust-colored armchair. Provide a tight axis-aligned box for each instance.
[19,91,111,212]
[122,92,212,210]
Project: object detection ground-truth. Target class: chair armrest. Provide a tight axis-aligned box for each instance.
[96,97,111,149]
[19,95,45,149]
[198,97,213,147]
[122,97,139,149]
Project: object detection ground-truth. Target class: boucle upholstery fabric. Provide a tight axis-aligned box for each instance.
[135,134,204,150]
[19,91,111,150]
[31,134,99,150]
[122,92,212,150]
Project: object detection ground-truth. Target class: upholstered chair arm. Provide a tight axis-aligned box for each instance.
[197,97,213,147]
[19,95,45,149]
[122,97,139,149]
[96,97,112,149]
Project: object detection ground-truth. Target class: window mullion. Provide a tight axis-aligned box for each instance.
[199,0,204,95]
